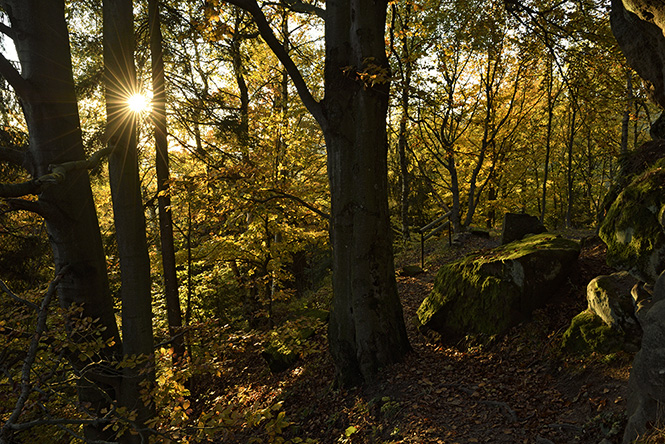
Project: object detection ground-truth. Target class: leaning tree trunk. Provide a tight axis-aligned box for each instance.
[324,0,411,387]
[0,0,121,439]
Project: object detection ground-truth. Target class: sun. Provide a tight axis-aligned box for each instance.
[127,93,150,113]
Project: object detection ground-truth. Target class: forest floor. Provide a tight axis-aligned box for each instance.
[206,231,633,444]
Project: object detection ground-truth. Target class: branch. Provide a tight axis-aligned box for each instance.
[1,198,44,216]
[0,52,32,101]
[0,22,16,40]
[279,0,325,19]
[0,278,39,311]
[223,0,326,126]
[262,188,330,219]
[0,181,40,198]
[1,266,70,439]
[0,146,111,199]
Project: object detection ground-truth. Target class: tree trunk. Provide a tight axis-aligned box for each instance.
[149,0,184,359]
[0,0,121,439]
[565,94,577,229]
[324,0,411,387]
[397,3,413,241]
[103,0,154,438]
[541,55,555,223]
[621,72,632,153]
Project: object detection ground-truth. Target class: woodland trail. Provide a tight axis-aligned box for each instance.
[210,232,631,443]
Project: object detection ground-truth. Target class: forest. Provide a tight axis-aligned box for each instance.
[1,0,664,443]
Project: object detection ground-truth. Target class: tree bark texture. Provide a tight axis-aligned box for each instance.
[0,0,121,439]
[323,0,411,387]
[104,0,154,438]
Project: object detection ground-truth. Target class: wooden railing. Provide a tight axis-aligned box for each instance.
[418,211,452,268]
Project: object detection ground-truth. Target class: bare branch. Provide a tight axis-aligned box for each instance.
[224,0,326,127]
[0,278,39,310]
[259,188,330,220]
[279,0,325,19]
[2,198,44,216]
[0,22,16,40]
[0,180,40,198]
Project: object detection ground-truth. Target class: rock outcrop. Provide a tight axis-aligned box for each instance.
[611,0,665,108]
[624,271,665,443]
[599,158,665,284]
[417,233,580,341]
[587,271,639,333]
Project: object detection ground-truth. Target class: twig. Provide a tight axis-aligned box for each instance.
[0,277,39,310]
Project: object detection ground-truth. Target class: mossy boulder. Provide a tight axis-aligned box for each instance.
[561,310,625,354]
[417,233,580,341]
[599,158,665,284]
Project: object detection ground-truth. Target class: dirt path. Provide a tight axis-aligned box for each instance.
[211,233,633,443]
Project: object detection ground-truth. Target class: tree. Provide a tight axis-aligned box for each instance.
[104,0,155,438]
[215,0,411,386]
[149,0,185,359]
[0,0,121,440]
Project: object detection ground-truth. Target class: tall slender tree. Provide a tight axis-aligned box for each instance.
[149,0,184,359]
[104,0,155,438]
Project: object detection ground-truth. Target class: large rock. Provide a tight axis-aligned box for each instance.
[599,158,665,284]
[624,270,665,443]
[611,0,665,108]
[561,272,641,355]
[587,271,639,333]
[500,212,547,245]
[417,233,580,341]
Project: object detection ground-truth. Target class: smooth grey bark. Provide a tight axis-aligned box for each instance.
[103,0,154,438]
[149,0,184,359]
[227,0,411,386]
[0,0,121,439]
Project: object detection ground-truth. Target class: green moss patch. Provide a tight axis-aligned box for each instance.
[561,310,624,355]
[600,159,665,283]
[417,233,580,341]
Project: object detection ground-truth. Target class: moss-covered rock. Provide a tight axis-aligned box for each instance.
[417,233,580,341]
[599,158,665,284]
[561,310,624,354]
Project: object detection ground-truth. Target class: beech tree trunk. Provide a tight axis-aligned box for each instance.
[0,0,121,439]
[229,0,411,387]
[323,0,411,386]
